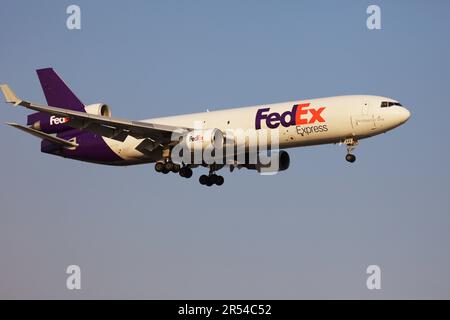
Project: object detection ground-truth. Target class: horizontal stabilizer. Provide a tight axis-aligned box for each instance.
[6,123,78,149]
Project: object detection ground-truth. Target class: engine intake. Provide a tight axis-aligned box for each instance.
[84,103,112,117]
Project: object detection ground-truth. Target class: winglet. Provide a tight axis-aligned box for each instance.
[0,84,22,105]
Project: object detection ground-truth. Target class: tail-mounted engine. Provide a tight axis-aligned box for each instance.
[84,103,112,117]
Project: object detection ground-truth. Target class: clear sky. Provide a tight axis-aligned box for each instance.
[1,0,449,299]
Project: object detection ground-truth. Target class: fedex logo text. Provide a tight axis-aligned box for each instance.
[255,103,326,130]
[49,116,69,126]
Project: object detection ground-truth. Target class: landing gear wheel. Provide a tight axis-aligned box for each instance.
[184,167,193,178]
[346,154,356,163]
[179,167,193,178]
[209,174,218,185]
[164,162,174,172]
[215,175,224,186]
[199,175,209,185]
[205,178,214,187]
[172,164,181,173]
[155,162,164,172]
[162,168,170,174]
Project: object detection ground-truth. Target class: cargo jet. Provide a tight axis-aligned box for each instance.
[1,68,410,186]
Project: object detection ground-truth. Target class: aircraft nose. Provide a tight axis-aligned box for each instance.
[400,107,411,123]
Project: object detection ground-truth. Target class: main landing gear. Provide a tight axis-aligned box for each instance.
[199,173,224,187]
[154,158,224,186]
[344,138,358,163]
[155,161,192,178]
[199,166,224,187]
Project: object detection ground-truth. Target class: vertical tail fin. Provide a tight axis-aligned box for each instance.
[27,68,85,134]
[36,68,85,111]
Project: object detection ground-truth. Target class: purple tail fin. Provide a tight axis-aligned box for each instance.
[36,68,85,110]
[28,68,85,134]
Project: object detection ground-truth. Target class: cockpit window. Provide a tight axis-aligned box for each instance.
[381,101,402,108]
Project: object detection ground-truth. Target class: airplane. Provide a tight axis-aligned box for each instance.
[1,68,411,187]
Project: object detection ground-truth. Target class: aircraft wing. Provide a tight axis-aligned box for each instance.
[1,84,191,151]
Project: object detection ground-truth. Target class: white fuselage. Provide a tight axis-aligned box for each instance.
[103,95,411,163]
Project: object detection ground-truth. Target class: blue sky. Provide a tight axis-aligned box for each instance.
[1,0,449,299]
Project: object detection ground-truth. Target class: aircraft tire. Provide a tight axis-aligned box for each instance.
[155,162,164,172]
[172,164,181,173]
[215,176,224,186]
[199,175,208,185]
[164,162,174,172]
[185,168,193,178]
[346,154,356,163]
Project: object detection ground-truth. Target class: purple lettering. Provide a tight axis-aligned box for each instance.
[267,112,281,129]
[280,106,296,127]
[255,108,270,130]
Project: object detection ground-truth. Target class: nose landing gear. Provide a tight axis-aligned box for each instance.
[344,138,358,163]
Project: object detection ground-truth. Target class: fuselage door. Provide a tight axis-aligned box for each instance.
[351,100,376,136]
[362,101,370,115]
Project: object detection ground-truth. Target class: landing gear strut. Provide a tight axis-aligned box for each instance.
[344,138,358,163]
